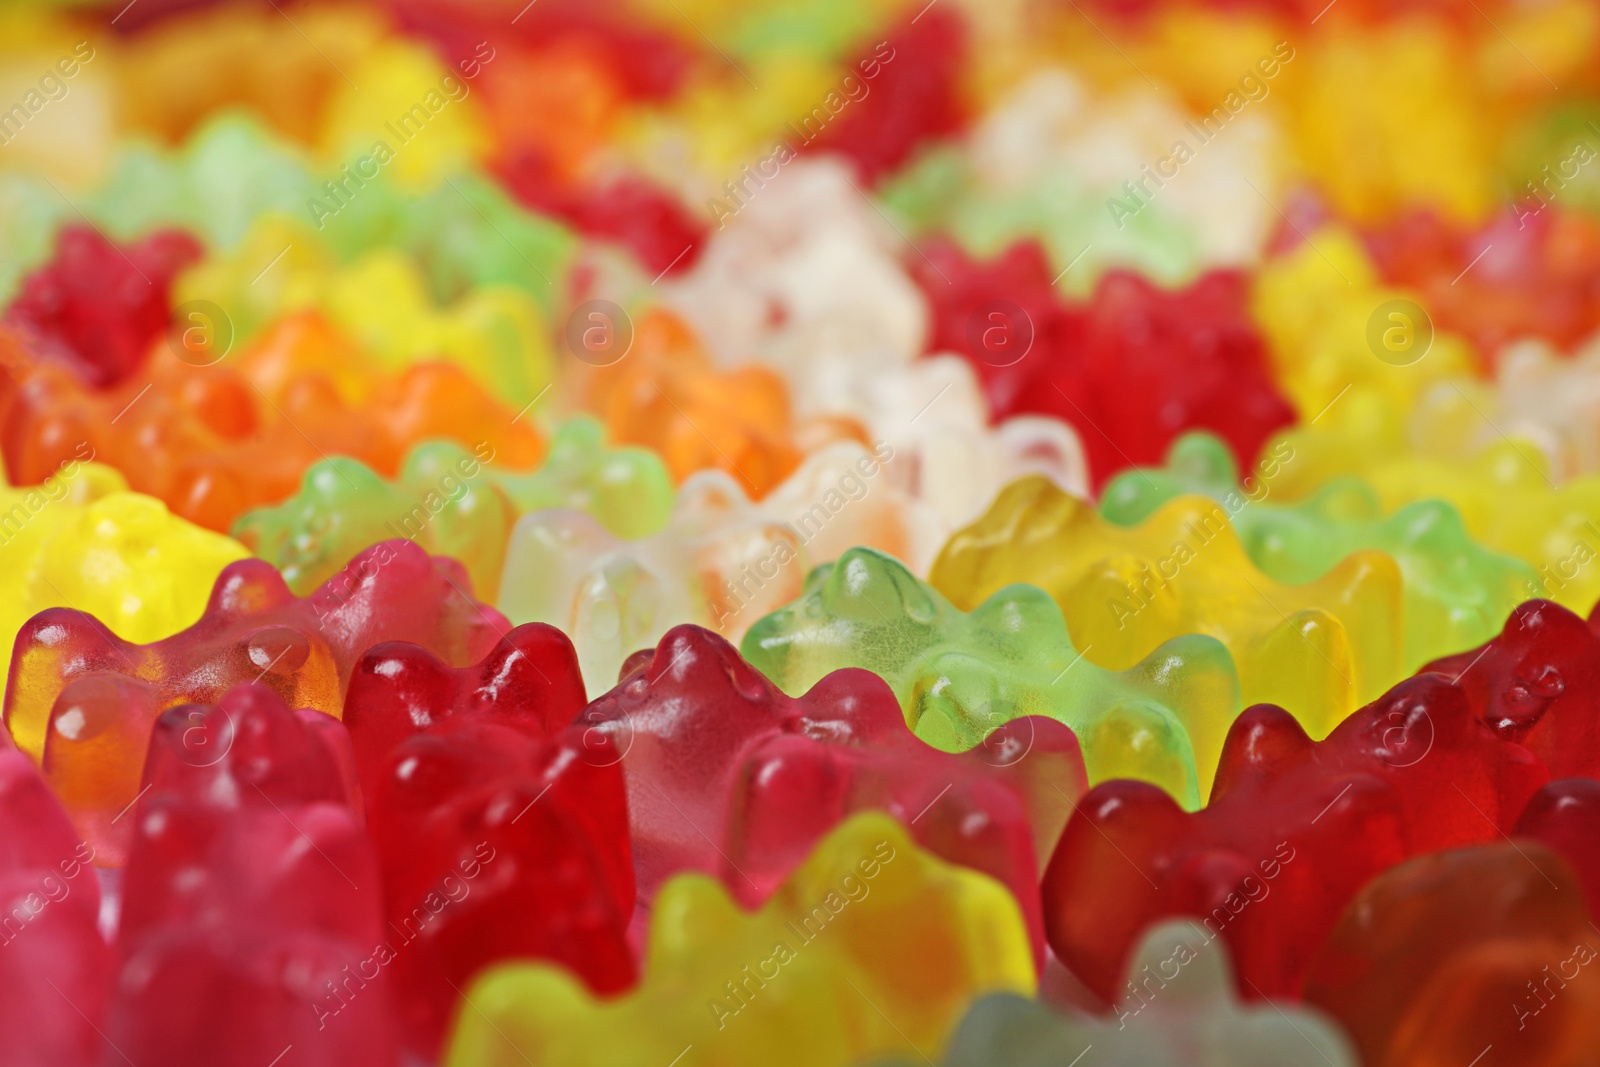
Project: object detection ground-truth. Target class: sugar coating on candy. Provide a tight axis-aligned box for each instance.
[496,444,937,690]
[913,238,1294,489]
[1102,431,1535,671]
[932,474,1404,738]
[1041,673,1547,1003]
[9,538,506,771]
[744,545,1240,807]
[579,623,1084,964]
[443,814,1034,1067]
[0,312,542,531]
[0,746,108,1067]
[1304,844,1600,1067]
[884,921,1356,1067]
[111,685,394,1067]
[357,631,633,1056]
[234,440,514,597]
[0,462,249,683]
[3,223,202,388]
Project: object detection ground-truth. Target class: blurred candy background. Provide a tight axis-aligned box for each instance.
[3,0,1600,1064]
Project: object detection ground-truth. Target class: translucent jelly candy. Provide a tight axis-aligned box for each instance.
[8,539,507,765]
[932,475,1403,738]
[1041,673,1548,1003]
[1424,600,1600,782]
[1515,778,1600,922]
[805,6,967,185]
[111,686,394,1067]
[444,814,1034,1067]
[912,237,1294,489]
[580,623,1084,962]
[3,223,202,387]
[0,312,542,531]
[1304,844,1600,1067]
[0,461,248,683]
[571,308,865,498]
[1102,432,1535,671]
[888,922,1356,1067]
[743,546,1240,808]
[234,441,513,598]
[1363,208,1600,362]
[0,746,108,1067]
[1250,225,1476,420]
[496,443,934,690]
[489,416,675,539]
[361,667,633,1055]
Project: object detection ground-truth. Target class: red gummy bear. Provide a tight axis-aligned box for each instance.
[0,745,107,1067]
[347,625,629,1054]
[805,6,968,185]
[1041,673,1548,1002]
[912,237,1296,489]
[3,224,203,388]
[11,540,507,864]
[579,624,1088,968]
[343,622,588,800]
[1425,600,1600,781]
[1515,777,1600,923]
[112,686,394,1067]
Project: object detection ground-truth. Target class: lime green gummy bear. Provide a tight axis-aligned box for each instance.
[232,440,512,599]
[741,547,1244,809]
[1099,432,1537,671]
[492,416,675,541]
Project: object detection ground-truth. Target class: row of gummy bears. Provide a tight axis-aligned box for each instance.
[8,0,1600,1065]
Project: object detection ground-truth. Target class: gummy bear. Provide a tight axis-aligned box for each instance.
[489,415,675,540]
[931,475,1403,738]
[9,539,507,769]
[1041,673,1547,1002]
[362,678,634,1055]
[443,814,1034,1067]
[0,746,108,1067]
[3,223,203,388]
[110,686,395,1067]
[1303,843,1600,1067]
[884,921,1357,1067]
[234,440,514,597]
[743,546,1241,807]
[1102,431,1535,671]
[912,237,1294,489]
[0,458,248,683]
[579,623,1085,965]
[1515,778,1600,923]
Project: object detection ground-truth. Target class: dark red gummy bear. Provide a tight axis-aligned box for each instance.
[579,624,1088,968]
[1424,600,1600,781]
[355,628,632,1056]
[1515,777,1600,923]
[12,540,507,866]
[111,684,395,1067]
[3,224,203,388]
[0,744,107,1067]
[804,6,968,185]
[912,237,1296,489]
[1041,673,1548,1003]
[497,151,706,279]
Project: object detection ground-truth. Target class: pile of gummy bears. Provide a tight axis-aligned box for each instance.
[7,0,1600,1063]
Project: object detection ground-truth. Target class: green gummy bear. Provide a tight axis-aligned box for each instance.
[1100,432,1538,671]
[232,440,512,598]
[492,416,675,541]
[741,546,1245,809]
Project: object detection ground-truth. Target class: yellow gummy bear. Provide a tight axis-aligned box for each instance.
[0,462,249,693]
[444,814,1034,1067]
[929,476,1404,740]
[1251,226,1475,423]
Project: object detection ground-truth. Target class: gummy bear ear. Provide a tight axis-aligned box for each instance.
[825,547,938,623]
[1122,919,1232,1007]
[968,581,1071,642]
[1168,430,1239,489]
